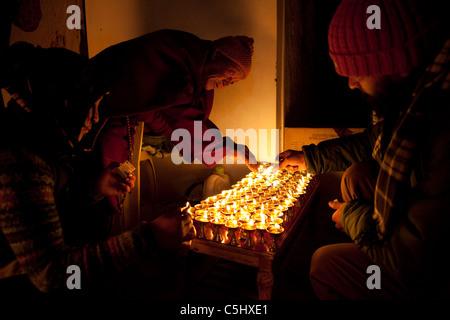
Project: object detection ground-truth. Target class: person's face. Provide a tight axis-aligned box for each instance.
[347,75,390,98]
[204,67,245,91]
[347,74,410,118]
[78,96,103,141]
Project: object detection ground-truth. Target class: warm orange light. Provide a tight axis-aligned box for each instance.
[181,201,190,212]
[196,164,313,240]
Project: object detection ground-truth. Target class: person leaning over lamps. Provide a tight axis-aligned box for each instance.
[278,0,449,299]
[0,42,194,296]
[83,29,259,217]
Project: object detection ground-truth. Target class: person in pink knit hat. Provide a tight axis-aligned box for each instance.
[278,0,449,299]
[61,29,257,246]
[89,30,256,174]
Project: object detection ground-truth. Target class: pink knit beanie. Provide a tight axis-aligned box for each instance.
[213,36,254,78]
[328,0,443,77]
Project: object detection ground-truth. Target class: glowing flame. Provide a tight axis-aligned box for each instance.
[181,202,190,212]
[260,213,266,224]
[197,164,313,240]
[227,215,238,227]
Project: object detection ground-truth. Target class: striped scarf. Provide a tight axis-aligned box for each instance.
[373,39,450,238]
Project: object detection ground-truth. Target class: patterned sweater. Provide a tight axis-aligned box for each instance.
[0,148,151,293]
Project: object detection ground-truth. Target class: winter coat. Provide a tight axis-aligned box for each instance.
[302,39,450,298]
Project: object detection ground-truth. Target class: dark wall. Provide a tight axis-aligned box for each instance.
[283,0,371,128]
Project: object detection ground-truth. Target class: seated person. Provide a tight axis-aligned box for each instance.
[278,0,449,299]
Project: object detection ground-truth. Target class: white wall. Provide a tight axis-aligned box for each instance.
[85,0,278,162]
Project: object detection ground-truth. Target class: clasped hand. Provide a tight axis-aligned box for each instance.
[92,162,136,198]
[329,199,345,232]
[149,205,195,249]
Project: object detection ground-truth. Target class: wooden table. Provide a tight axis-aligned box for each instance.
[190,178,319,300]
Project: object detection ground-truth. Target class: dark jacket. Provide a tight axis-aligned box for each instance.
[302,40,450,298]
[303,123,382,174]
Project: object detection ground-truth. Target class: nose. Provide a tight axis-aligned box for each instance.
[225,77,237,87]
[348,77,361,90]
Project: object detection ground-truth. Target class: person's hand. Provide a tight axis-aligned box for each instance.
[236,143,260,173]
[276,150,306,172]
[245,153,260,173]
[178,229,196,256]
[148,204,195,250]
[329,199,345,232]
[222,137,259,172]
[92,162,136,198]
[178,204,197,256]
